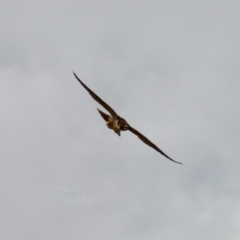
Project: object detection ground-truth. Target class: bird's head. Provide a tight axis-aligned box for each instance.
[122,124,129,131]
[118,118,129,131]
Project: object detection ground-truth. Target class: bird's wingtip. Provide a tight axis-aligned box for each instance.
[174,160,182,165]
[73,71,82,83]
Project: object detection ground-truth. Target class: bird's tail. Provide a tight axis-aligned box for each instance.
[97,109,111,122]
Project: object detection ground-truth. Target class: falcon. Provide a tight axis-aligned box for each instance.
[73,72,182,164]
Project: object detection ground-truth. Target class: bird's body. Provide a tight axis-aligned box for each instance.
[73,72,182,164]
[97,109,129,136]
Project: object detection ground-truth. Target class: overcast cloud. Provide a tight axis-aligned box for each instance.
[1,0,240,239]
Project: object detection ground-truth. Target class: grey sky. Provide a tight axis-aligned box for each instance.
[1,0,240,239]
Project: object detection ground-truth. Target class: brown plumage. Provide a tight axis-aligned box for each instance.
[73,72,182,164]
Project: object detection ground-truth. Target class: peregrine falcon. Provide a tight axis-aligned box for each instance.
[73,72,182,164]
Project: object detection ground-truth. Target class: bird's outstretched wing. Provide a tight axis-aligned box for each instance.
[129,125,182,164]
[73,72,118,117]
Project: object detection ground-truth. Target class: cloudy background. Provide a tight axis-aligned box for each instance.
[1,0,240,239]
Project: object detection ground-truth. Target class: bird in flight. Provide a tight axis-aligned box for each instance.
[73,72,182,164]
